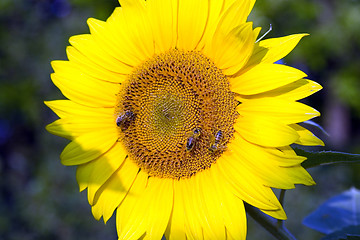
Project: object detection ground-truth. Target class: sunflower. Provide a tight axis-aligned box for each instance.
[45,0,324,239]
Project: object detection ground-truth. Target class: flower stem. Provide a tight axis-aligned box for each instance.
[277,189,286,228]
[244,203,297,240]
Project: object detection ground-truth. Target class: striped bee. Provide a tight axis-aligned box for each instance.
[209,130,225,152]
[116,110,134,130]
[186,128,201,152]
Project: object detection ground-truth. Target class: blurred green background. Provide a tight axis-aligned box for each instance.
[0,0,359,239]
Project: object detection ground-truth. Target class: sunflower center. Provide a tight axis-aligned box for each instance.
[115,49,238,179]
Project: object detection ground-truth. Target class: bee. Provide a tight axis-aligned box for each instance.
[186,128,201,152]
[116,110,134,130]
[209,130,225,152]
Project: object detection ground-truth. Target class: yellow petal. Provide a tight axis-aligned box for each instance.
[262,146,306,167]
[250,33,309,66]
[65,47,128,84]
[115,170,149,240]
[276,79,322,100]
[231,63,307,95]
[253,26,262,40]
[116,172,171,240]
[165,180,187,240]
[218,152,282,210]
[114,1,155,59]
[76,161,95,192]
[45,100,114,119]
[51,61,120,107]
[200,0,255,54]
[219,152,287,220]
[234,115,299,147]
[196,170,226,239]
[92,159,139,222]
[177,177,205,239]
[214,0,252,37]
[195,0,224,51]
[69,34,132,77]
[230,134,315,188]
[291,124,325,146]
[259,34,309,63]
[237,98,320,124]
[60,130,117,166]
[147,0,177,53]
[211,23,256,75]
[46,119,74,140]
[212,164,247,240]
[236,79,323,101]
[248,0,256,17]
[261,208,287,220]
[176,0,209,50]
[45,102,115,140]
[87,17,141,67]
[142,178,173,240]
[46,117,115,140]
[87,143,128,206]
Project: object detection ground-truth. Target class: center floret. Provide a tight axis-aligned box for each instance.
[115,49,238,179]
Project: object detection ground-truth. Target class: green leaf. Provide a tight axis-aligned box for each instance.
[322,225,360,240]
[303,188,360,235]
[302,120,330,137]
[294,149,360,169]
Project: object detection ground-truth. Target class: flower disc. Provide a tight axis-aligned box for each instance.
[115,49,238,179]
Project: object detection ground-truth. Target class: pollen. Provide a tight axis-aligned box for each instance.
[115,49,238,179]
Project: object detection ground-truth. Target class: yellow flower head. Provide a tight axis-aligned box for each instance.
[46,0,324,239]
